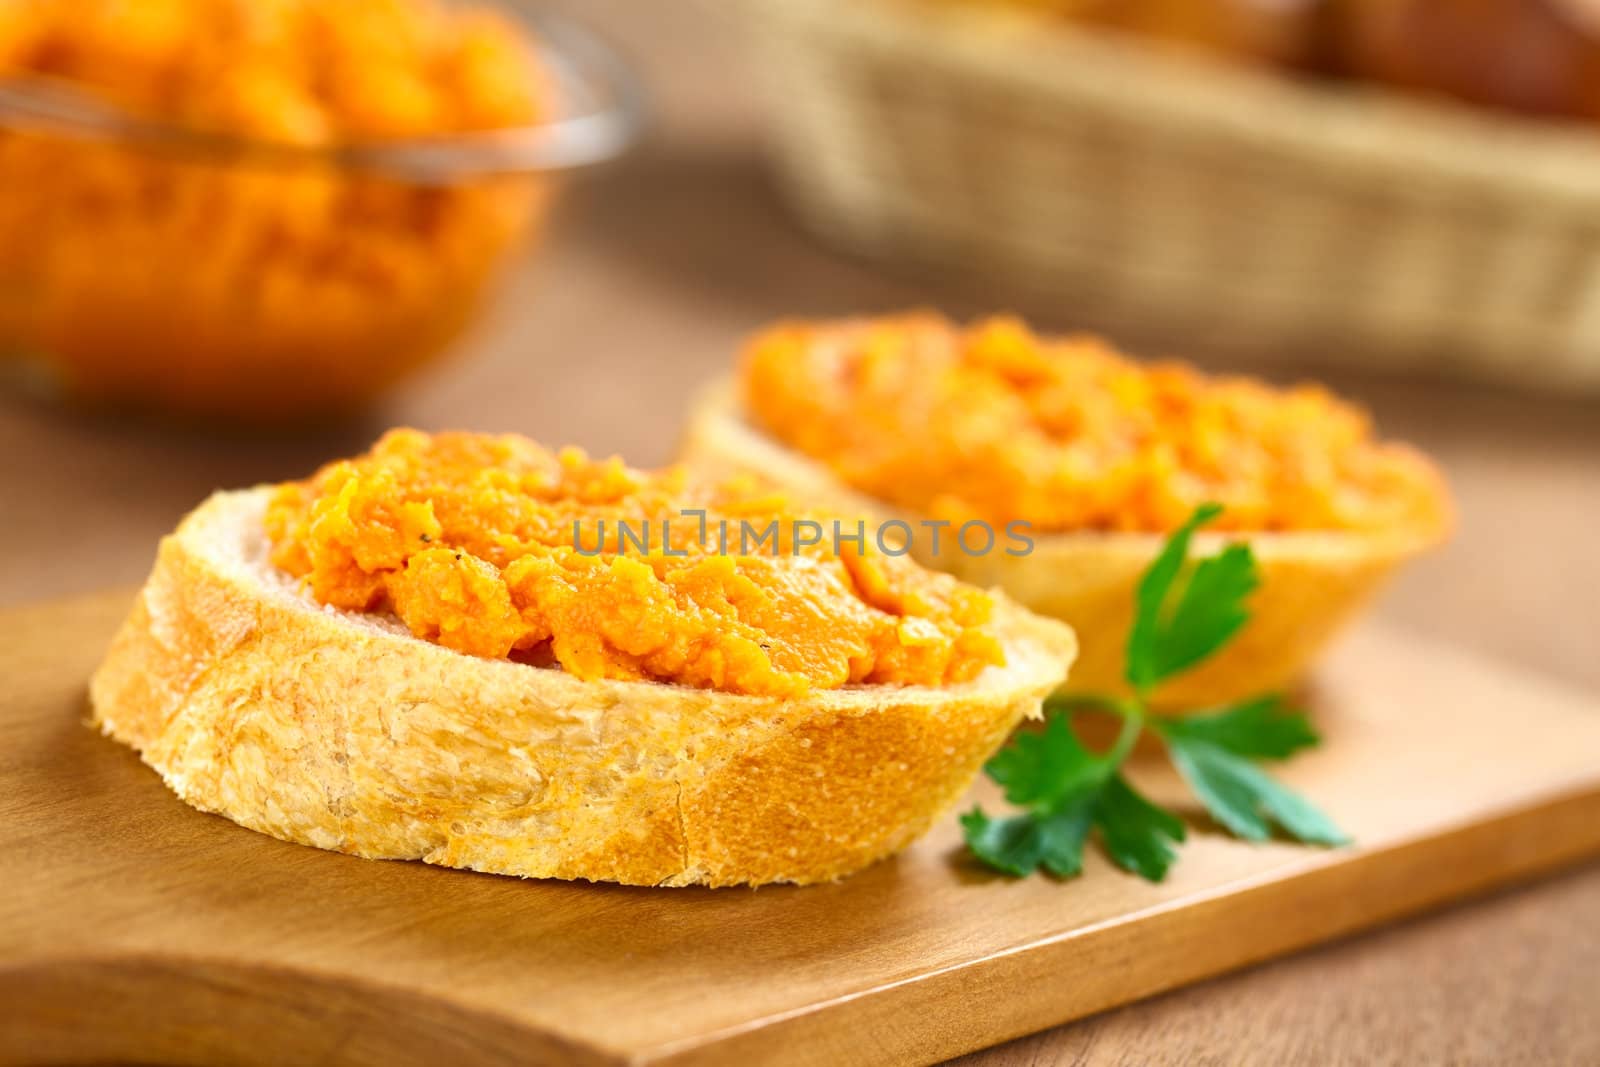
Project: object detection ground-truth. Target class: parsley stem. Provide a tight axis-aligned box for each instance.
[1044,693,1148,766]
[1105,699,1146,767]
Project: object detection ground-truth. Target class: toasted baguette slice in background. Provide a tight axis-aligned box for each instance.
[89,488,1077,887]
[680,382,1448,709]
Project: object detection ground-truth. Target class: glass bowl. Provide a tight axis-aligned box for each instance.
[0,9,640,421]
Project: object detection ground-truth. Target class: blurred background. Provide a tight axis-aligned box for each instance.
[1,1,1597,1058]
[2,0,1596,678]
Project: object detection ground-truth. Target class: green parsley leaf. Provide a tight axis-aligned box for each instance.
[962,774,1169,880]
[1125,503,1260,693]
[1158,732,1348,846]
[962,504,1349,885]
[960,808,1048,877]
[1092,774,1187,881]
[965,711,1185,880]
[1150,542,1258,682]
[1153,694,1319,760]
[985,711,1109,809]
[1037,791,1098,877]
[960,793,1098,878]
[1126,503,1219,692]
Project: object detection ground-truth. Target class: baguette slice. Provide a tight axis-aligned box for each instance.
[89,488,1077,887]
[681,382,1448,709]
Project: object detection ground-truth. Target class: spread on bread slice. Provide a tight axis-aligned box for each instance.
[90,431,1077,887]
[680,312,1451,708]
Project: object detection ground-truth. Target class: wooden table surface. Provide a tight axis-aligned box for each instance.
[2,1,1597,1063]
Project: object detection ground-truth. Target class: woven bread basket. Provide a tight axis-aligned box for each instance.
[736,0,1600,389]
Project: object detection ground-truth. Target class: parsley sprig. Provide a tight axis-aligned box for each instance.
[962,504,1349,882]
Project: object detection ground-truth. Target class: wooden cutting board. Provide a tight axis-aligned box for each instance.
[3,591,1598,1067]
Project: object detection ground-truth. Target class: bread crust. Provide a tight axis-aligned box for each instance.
[680,382,1448,708]
[89,489,1076,887]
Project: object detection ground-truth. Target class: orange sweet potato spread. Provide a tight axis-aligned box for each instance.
[0,0,550,417]
[743,314,1451,534]
[0,0,544,142]
[265,430,1006,697]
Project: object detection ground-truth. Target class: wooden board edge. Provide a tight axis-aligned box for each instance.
[0,955,628,1067]
[636,782,1600,1067]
